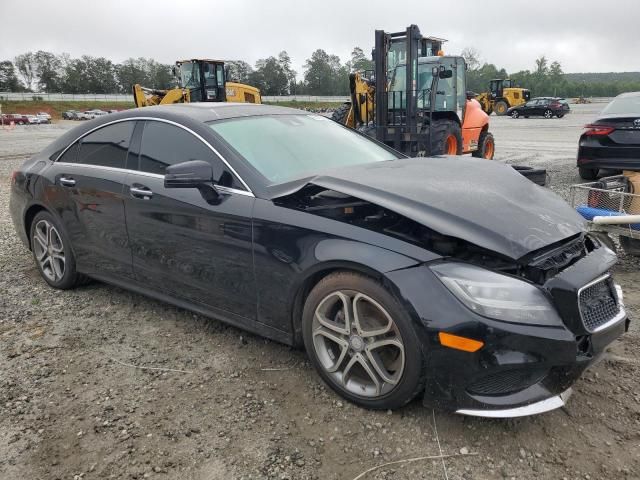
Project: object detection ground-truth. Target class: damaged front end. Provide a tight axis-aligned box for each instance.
[274,178,628,416]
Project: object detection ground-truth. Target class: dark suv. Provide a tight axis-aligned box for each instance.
[508,97,571,119]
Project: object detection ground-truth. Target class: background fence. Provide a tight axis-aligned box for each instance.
[0,92,611,104]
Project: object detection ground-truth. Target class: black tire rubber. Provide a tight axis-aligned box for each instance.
[430,120,463,155]
[30,211,85,290]
[579,166,598,180]
[302,271,427,410]
[512,165,548,186]
[472,131,495,159]
[331,103,352,125]
[544,109,553,119]
[557,114,565,118]
[494,101,509,116]
[510,110,519,119]
[620,236,640,256]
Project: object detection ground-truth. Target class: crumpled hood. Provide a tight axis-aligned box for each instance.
[307,156,585,260]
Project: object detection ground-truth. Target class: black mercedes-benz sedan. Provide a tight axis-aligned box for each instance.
[577,92,640,180]
[9,103,629,417]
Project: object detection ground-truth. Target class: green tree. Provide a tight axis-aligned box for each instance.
[225,60,253,84]
[349,47,373,72]
[535,55,548,76]
[278,51,296,93]
[14,52,37,91]
[249,56,289,95]
[0,60,24,91]
[460,47,481,72]
[303,49,348,95]
[34,51,62,92]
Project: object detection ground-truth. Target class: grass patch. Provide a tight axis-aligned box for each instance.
[0,100,133,119]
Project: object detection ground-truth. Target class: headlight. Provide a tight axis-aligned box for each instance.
[431,263,563,327]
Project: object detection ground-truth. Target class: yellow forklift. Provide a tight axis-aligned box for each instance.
[133,59,261,107]
[475,79,530,116]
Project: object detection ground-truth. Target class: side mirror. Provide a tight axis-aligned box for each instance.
[164,160,213,189]
[439,69,453,79]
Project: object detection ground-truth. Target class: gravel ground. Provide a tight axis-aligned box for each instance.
[1,106,639,480]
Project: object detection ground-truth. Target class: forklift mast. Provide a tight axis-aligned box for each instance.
[373,25,446,144]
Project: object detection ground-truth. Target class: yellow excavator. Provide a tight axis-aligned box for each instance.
[475,79,530,115]
[133,59,261,107]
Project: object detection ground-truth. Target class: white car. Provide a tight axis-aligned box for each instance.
[78,110,108,120]
[36,112,51,123]
[25,115,41,124]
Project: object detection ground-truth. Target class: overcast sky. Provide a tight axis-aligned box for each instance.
[1,0,638,76]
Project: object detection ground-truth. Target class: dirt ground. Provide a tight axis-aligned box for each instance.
[1,105,639,480]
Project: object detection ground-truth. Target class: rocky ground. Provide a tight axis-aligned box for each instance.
[1,106,639,479]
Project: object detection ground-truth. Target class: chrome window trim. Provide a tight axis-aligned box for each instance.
[53,116,254,196]
[576,273,625,333]
[55,161,254,197]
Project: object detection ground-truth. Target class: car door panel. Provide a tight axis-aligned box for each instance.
[122,119,257,321]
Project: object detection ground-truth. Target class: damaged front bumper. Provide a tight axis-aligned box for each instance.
[385,243,629,418]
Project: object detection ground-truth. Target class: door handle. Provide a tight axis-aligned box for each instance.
[130,186,153,199]
[59,176,76,187]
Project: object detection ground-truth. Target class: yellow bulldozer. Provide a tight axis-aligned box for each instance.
[475,78,530,116]
[133,59,261,107]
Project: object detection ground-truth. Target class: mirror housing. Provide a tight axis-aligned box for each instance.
[439,68,453,79]
[164,160,213,189]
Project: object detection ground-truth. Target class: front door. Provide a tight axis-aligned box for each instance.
[122,119,256,321]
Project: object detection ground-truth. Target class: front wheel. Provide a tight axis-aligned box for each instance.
[302,272,426,410]
[494,101,509,116]
[511,110,520,119]
[544,109,553,119]
[472,131,495,159]
[429,120,463,156]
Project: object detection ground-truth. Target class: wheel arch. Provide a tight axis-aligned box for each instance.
[23,202,51,250]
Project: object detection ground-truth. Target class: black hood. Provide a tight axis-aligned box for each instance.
[302,157,585,260]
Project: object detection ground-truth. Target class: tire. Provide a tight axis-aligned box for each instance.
[332,103,352,125]
[620,236,640,256]
[512,165,547,186]
[544,109,553,119]
[579,166,598,180]
[510,110,520,119]
[429,120,463,156]
[30,211,84,290]
[472,131,495,159]
[302,271,427,410]
[557,114,564,119]
[494,100,509,116]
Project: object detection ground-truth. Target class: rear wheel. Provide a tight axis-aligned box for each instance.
[472,131,495,159]
[557,114,565,118]
[494,101,509,116]
[429,120,463,156]
[544,109,553,119]
[302,271,426,410]
[511,110,520,119]
[30,211,84,289]
[579,166,598,180]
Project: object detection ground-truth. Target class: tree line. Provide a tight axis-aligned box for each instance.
[0,48,372,96]
[1,47,637,98]
[462,48,640,98]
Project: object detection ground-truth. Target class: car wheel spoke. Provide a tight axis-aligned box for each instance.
[365,338,405,385]
[313,326,349,373]
[315,291,351,335]
[33,219,65,282]
[343,353,381,396]
[352,293,393,337]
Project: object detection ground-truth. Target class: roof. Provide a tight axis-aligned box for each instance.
[119,102,307,123]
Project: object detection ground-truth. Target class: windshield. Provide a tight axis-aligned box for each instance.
[388,62,455,110]
[208,115,399,183]
[179,62,200,89]
[601,95,640,116]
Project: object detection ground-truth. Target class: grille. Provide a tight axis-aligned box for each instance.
[578,277,620,332]
[467,368,548,396]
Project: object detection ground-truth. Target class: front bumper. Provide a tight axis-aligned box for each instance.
[385,245,629,417]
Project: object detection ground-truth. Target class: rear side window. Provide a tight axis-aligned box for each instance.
[137,120,243,189]
[601,95,640,116]
[77,122,134,169]
[57,143,79,163]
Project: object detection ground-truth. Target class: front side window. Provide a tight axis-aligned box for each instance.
[208,114,399,184]
[77,121,134,169]
[180,62,200,89]
[137,121,241,189]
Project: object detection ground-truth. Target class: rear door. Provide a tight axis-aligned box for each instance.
[122,119,257,321]
[48,120,135,278]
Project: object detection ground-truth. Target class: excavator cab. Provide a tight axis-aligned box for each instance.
[175,59,226,102]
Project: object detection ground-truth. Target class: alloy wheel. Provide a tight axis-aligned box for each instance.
[311,290,405,398]
[32,219,66,282]
[544,110,553,119]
